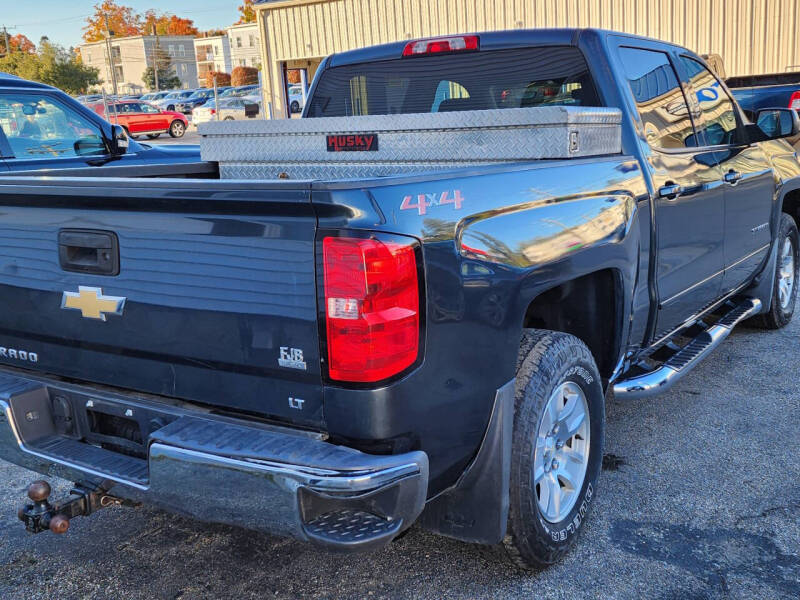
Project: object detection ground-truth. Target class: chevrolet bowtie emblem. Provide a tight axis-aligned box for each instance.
[61,286,126,321]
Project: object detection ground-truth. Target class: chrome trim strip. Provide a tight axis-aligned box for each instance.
[726,243,771,271]
[660,268,725,307]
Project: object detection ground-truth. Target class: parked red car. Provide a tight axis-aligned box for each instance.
[87,100,188,139]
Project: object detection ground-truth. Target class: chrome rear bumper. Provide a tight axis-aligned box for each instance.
[0,373,428,551]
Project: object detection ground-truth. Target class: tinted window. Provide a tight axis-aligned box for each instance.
[307,46,601,117]
[0,94,106,158]
[618,47,697,149]
[117,102,141,113]
[679,56,742,146]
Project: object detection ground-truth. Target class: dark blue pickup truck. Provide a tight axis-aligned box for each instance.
[1,29,799,569]
[727,71,800,149]
[727,71,800,116]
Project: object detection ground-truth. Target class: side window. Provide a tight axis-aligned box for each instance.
[140,103,159,114]
[618,47,698,150]
[679,56,742,146]
[0,94,107,159]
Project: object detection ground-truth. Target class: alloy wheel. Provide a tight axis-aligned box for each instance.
[533,381,591,523]
[778,236,796,310]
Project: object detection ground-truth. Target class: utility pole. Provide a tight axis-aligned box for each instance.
[151,23,159,92]
[103,14,119,99]
[2,26,10,57]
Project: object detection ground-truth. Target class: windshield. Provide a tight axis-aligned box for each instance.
[307,46,601,117]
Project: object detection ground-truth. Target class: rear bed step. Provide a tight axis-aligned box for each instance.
[613,298,762,400]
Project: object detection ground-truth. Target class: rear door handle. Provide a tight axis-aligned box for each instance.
[58,229,120,275]
[724,170,742,185]
[658,183,683,199]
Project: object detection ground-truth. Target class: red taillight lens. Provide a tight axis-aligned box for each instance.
[402,35,479,57]
[323,236,420,383]
[210,108,216,115]
[789,91,800,110]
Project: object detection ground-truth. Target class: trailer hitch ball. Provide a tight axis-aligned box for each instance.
[18,479,120,534]
[48,514,70,534]
[28,480,51,503]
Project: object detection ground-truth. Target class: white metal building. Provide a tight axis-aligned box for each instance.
[79,35,199,93]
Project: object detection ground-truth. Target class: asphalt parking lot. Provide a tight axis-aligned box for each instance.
[1,314,799,600]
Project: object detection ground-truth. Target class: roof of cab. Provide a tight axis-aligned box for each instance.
[0,72,54,90]
[325,28,687,68]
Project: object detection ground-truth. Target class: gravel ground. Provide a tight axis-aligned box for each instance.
[1,316,798,600]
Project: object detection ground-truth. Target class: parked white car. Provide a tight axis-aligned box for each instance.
[192,97,261,125]
[288,85,306,113]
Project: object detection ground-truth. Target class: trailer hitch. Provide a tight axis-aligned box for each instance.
[18,480,131,534]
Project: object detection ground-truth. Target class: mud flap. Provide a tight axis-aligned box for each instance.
[419,379,514,544]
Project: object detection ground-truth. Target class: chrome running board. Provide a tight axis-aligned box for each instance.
[613,298,762,400]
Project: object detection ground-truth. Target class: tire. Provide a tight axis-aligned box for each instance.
[223,116,234,121]
[752,213,798,329]
[167,104,175,111]
[501,330,605,569]
[168,120,185,138]
[146,133,160,139]
[290,100,300,113]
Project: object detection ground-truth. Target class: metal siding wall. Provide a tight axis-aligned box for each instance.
[258,0,800,114]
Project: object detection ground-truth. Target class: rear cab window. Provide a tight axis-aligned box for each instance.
[307,46,601,117]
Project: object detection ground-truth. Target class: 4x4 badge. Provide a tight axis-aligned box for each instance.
[61,286,126,321]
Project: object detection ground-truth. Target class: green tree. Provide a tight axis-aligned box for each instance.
[0,39,99,94]
[141,43,180,90]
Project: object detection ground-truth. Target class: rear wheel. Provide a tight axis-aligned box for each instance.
[502,330,604,569]
[168,120,185,138]
[290,100,300,113]
[223,116,234,121]
[753,213,798,329]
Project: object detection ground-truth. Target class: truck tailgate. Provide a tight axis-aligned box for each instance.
[0,178,323,427]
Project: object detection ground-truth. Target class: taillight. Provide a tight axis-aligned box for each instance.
[209,109,216,115]
[322,235,420,383]
[789,91,800,110]
[402,35,479,57]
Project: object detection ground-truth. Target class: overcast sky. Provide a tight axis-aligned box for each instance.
[2,1,241,49]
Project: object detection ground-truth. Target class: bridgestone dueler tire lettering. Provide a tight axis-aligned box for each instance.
[501,329,605,569]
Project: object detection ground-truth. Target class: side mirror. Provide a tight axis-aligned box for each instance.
[754,108,800,140]
[73,136,107,156]
[110,124,129,156]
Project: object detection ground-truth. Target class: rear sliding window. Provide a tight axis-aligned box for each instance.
[307,46,601,118]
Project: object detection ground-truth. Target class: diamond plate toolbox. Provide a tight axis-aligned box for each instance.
[199,106,622,180]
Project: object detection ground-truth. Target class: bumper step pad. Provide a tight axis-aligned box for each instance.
[29,436,148,486]
[304,510,402,546]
